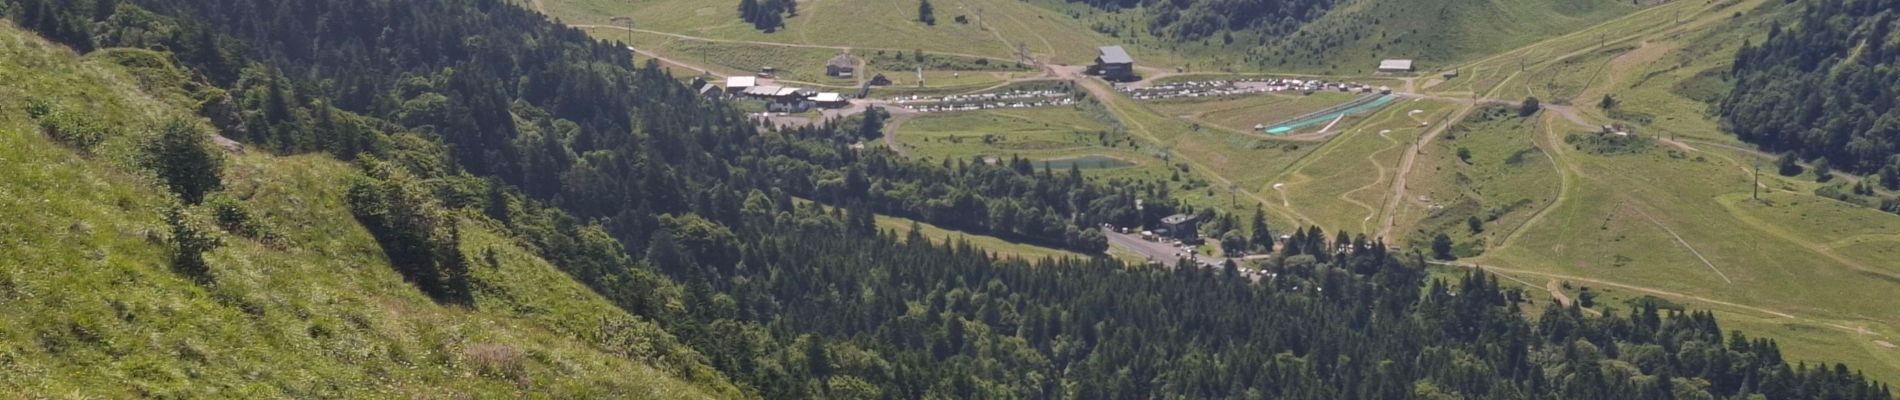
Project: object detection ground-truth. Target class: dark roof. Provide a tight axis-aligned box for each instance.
[1097,46,1133,64]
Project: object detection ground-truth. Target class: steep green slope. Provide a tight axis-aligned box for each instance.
[1055,0,1647,73]
[1254,0,1647,73]
[0,23,734,398]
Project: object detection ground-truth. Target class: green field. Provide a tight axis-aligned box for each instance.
[1477,117,1900,382]
[1257,98,1460,234]
[1147,91,1363,135]
[874,215,1088,261]
[537,0,1131,64]
[1213,0,1646,74]
[1402,107,1563,256]
[1450,264,1900,383]
[896,106,1118,159]
[586,25,1043,93]
[1395,0,1900,382]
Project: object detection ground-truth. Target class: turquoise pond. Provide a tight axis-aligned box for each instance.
[1264,94,1398,134]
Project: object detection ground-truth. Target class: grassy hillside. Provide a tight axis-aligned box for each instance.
[1403,107,1563,257]
[1390,0,1900,381]
[537,0,1133,63]
[1253,0,1646,74]
[0,22,734,398]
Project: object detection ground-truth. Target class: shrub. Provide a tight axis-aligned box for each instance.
[142,119,225,204]
[347,158,472,304]
[165,206,223,283]
[1519,96,1541,117]
[38,110,111,152]
[206,194,281,245]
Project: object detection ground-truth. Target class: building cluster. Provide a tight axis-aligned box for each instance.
[1121,78,1391,101]
[694,76,849,113]
[892,89,1075,113]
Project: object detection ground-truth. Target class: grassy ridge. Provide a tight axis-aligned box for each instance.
[1260,0,1644,74]
[1370,0,1900,382]
[0,23,731,398]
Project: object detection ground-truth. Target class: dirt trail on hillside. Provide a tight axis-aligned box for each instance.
[880,113,917,157]
[1495,114,1576,251]
[1431,261,1796,320]
[1546,279,1573,307]
[1630,204,1734,284]
[1376,70,1521,240]
[1338,128,1403,233]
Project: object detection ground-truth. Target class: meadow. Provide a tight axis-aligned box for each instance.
[873,214,1088,261]
[0,24,725,397]
[1398,0,1900,381]
[1146,91,1362,135]
[1400,106,1564,256]
[535,0,1127,64]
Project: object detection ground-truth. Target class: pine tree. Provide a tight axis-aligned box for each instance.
[143,118,225,204]
[1249,206,1274,253]
[165,206,222,283]
[918,0,936,25]
[1432,233,1454,260]
[739,0,759,22]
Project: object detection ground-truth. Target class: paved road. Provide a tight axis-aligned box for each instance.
[1105,230,1276,283]
[1105,231,1226,268]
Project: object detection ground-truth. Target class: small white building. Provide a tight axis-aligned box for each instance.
[811,92,847,108]
[725,76,758,91]
[1378,59,1415,73]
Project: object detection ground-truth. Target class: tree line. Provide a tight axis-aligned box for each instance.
[738,0,795,32]
[1721,0,1900,188]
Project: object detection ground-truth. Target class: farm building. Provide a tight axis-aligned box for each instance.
[690,77,724,98]
[826,54,855,78]
[1378,59,1415,73]
[812,92,847,108]
[1092,46,1136,81]
[725,76,758,91]
[742,85,782,97]
[742,86,815,113]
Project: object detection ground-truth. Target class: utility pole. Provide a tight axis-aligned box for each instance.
[1753,159,1762,201]
[609,16,634,46]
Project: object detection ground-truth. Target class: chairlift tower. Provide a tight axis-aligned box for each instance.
[1753,159,1762,201]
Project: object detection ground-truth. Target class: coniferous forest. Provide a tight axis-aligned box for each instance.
[1721,0,1900,187]
[3,0,1896,398]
